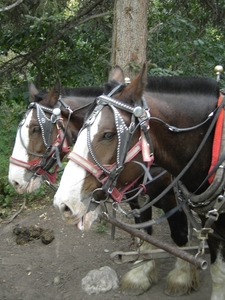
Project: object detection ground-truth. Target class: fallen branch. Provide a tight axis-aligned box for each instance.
[2,198,26,224]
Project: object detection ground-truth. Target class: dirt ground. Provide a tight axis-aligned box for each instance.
[0,200,212,300]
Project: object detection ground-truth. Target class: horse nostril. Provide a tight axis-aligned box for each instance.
[12,180,20,189]
[60,203,72,215]
[64,205,71,212]
[12,180,19,187]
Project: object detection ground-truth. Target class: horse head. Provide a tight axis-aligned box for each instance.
[54,64,151,230]
[8,78,94,194]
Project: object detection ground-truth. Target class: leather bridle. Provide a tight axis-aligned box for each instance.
[68,93,154,203]
[10,98,72,189]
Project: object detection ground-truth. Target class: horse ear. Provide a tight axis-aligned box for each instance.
[43,78,61,107]
[108,65,125,84]
[124,63,147,102]
[28,82,39,101]
[51,77,61,96]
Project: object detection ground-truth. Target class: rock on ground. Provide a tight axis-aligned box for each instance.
[82,266,119,295]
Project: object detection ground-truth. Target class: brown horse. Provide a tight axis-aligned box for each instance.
[53,66,219,296]
[8,80,103,193]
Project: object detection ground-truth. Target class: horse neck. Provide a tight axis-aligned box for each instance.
[145,91,217,192]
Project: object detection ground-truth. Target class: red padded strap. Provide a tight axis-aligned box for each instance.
[208,93,224,184]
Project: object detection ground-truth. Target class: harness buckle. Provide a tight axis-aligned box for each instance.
[193,227,214,241]
[194,227,213,257]
[206,209,219,221]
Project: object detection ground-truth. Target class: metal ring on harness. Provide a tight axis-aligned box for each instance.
[138,183,147,194]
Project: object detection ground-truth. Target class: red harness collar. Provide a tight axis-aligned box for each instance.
[208,93,224,184]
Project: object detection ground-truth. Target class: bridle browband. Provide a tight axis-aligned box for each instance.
[68,93,155,203]
[10,97,74,190]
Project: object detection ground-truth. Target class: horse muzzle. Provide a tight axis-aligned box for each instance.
[54,198,87,224]
[54,196,100,230]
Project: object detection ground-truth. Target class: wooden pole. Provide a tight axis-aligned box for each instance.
[101,213,208,270]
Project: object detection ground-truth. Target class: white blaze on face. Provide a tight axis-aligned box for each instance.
[8,110,32,188]
[53,111,102,223]
[54,129,89,207]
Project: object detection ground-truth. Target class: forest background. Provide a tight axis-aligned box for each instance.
[0,0,224,216]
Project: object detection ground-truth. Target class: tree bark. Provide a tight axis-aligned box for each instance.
[111,0,148,79]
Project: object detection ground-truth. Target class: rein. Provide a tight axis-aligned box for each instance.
[150,111,216,132]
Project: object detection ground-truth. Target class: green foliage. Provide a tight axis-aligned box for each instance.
[148,64,184,77]
[0,0,113,95]
[0,101,23,209]
[147,1,225,85]
[1,81,30,105]
[95,220,108,234]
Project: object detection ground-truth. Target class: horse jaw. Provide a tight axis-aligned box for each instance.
[27,176,42,193]
[54,183,101,231]
[77,205,101,231]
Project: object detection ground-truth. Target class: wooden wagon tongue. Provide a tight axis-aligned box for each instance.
[101,213,209,271]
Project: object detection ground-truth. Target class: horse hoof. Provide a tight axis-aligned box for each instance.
[164,284,193,297]
[165,258,200,296]
[120,260,157,295]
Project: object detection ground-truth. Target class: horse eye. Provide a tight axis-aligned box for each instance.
[32,126,41,134]
[103,132,115,140]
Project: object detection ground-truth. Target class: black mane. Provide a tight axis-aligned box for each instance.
[34,86,104,103]
[146,76,220,96]
[102,76,220,98]
[61,86,103,97]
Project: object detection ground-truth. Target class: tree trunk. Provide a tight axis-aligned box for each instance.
[111,0,148,79]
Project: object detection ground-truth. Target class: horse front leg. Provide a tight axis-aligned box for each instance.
[211,252,225,300]
[120,204,158,295]
[164,209,200,296]
[120,240,158,295]
[165,255,200,296]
